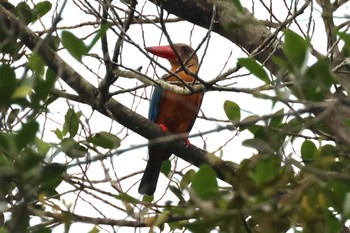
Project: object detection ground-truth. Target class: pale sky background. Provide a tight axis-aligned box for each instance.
[7,0,350,232]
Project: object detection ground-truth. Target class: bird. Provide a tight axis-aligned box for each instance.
[138,43,203,196]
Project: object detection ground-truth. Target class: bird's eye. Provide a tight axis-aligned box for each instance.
[181,46,190,54]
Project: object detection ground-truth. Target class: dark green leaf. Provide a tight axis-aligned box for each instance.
[61,31,87,61]
[191,164,218,199]
[238,58,270,83]
[284,30,309,68]
[87,131,121,149]
[0,64,16,107]
[169,185,186,204]
[301,140,318,161]
[301,58,334,101]
[320,144,338,157]
[17,148,44,171]
[33,1,52,18]
[16,121,39,150]
[46,35,61,51]
[15,2,33,24]
[338,31,350,57]
[326,210,341,233]
[6,108,20,126]
[40,163,66,193]
[223,100,240,121]
[248,156,281,185]
[283,117,303,136]
[327,180,348,210]
[33,226,52,233]
[0,153,9,166]
[63,108,80,138]
[161,160,171,176]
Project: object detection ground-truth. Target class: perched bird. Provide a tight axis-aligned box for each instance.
[138,43,203,196]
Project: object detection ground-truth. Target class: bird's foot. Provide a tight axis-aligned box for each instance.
[158,124,168,133]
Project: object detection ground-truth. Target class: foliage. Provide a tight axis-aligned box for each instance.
[1,0,350,233]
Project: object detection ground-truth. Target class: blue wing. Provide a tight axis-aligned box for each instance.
[148,86,164,122]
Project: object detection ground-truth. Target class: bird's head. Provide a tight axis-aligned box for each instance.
[145,43,198,72]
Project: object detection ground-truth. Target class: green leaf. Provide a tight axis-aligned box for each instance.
[33,227,52,233]
[161,160,171,176]
[141,194,153,202]
[238,58,270,84]
[269,108,284,128]
[343,193,350,218]
[15,2,33,25]
[338,31,350,57]
[28,53,45,75]
[301,58,334,101]
[87,131,121,149]
[223,100,240,121]
[248,156,281,185]
[17,148,44,171]
[114,193,141,204]
[240,115,260,131]
[54,128,63,140]
[86,23,111,52]
[61,31,87,61]
[16,121,39,150]
[301,140,318,161]
[40,163,66,195]
[12,85,32,99]
[63,108,80,138]
[180,169,196,190]
[88,226,100,233]
[33,1,52,18]
[0,64,16,107]
[326,209,341,233]
[169,185,186,204]
[191,164,218,199]
[242,138,274,153]
[284,29,309,68]
[283,117,303,136]
[60,138,87,158]
[35,138,51,156]
[32,71,56,103]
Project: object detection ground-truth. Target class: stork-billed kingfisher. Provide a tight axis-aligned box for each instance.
[138,43,203,196]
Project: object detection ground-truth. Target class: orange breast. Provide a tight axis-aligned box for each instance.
[155,90,203,134]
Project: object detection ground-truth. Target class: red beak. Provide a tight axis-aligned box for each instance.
[145,45,177,60]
